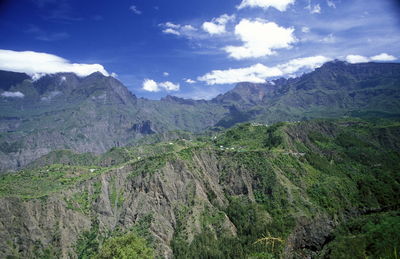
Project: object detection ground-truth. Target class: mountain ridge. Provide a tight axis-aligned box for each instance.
[0,61,400,172]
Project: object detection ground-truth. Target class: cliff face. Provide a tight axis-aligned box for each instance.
[1,119,399,258]
[0,149,239,258]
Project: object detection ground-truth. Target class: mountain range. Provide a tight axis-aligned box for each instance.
[1,60,400,258]
[1,60,400,172]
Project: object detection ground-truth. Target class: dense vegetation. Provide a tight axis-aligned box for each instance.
[0,118,399,258]
[171,119,400,258]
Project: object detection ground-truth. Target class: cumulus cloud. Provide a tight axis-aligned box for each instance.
[198,55,330,85]
[224,19,296,59]
[1,91,25,98]
[237,0,295,11]
[165,22,180,29]
[142,79,180,92]
[0,49,109,77]
[185,79,196,84]
[346,53,396,63]
[163,28,180,36]
[159,81,180,91]
[202,14,235,35]
[161,22,197,37]
[142,79,159,92]
[278,55,331,74]
[129,5,142,15]
[370,53,397,61]
[345,55,371,63]
[163,72,169,77]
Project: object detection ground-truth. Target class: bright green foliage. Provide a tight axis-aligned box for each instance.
[27,150,98,169]
[2,118,400,258]
[128,154,169,178]
[322,211,400,259]
[172,118,400,258]
[213,122,285,150]
[92,232,154,259]
[109,177,124,209]
[76,219,100,259]
[0,164,104,198]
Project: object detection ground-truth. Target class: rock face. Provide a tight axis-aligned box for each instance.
[0,149,239,258]
[1,61,400,172]
[1,119,399,258]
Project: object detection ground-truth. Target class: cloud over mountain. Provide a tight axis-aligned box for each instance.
[198,55,330,84]
[346,53,397,63]
[142,79,180,92]
[0,49,109,77]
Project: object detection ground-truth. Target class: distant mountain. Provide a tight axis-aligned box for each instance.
[0,61,400,171]
[213,61,400,127]
[0,72,226,171]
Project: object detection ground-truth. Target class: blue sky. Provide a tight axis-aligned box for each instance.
[0,0,399,99]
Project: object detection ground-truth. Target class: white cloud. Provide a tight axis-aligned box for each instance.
[326,0,336,8]
[198,64,281,85]
[161,22,198,37]
[129,5,142,15]
[0,49,109,77]
[142,79,159,92]
[202,23,225,35]
[321,33,335,43]
[198,55,330,85]
[142,79,180,92]
[237,0,295,11]
[159,81,180,91]
[346,53,397,63]
[165,22,180,29]
[185,79,196,84]
[1,91,25,98]
[162,28,180,36]
[346,55,370,63]
[306,3,321,14]
[370,53,397,61]
[111,72,118,78]
[302,26,310,33]
[202,14,235,35]
[163,72,169,77]
[182,25,197,32]
[278,55,331,74]
[224,19,296,59]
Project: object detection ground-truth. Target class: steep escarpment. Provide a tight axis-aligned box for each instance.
[1,119,399,258]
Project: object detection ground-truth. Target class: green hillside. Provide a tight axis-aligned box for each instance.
[0,118,399,258]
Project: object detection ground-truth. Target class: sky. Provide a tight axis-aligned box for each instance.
[0,0,399,100]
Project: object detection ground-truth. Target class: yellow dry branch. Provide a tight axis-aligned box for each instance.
[254,235,285,251]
